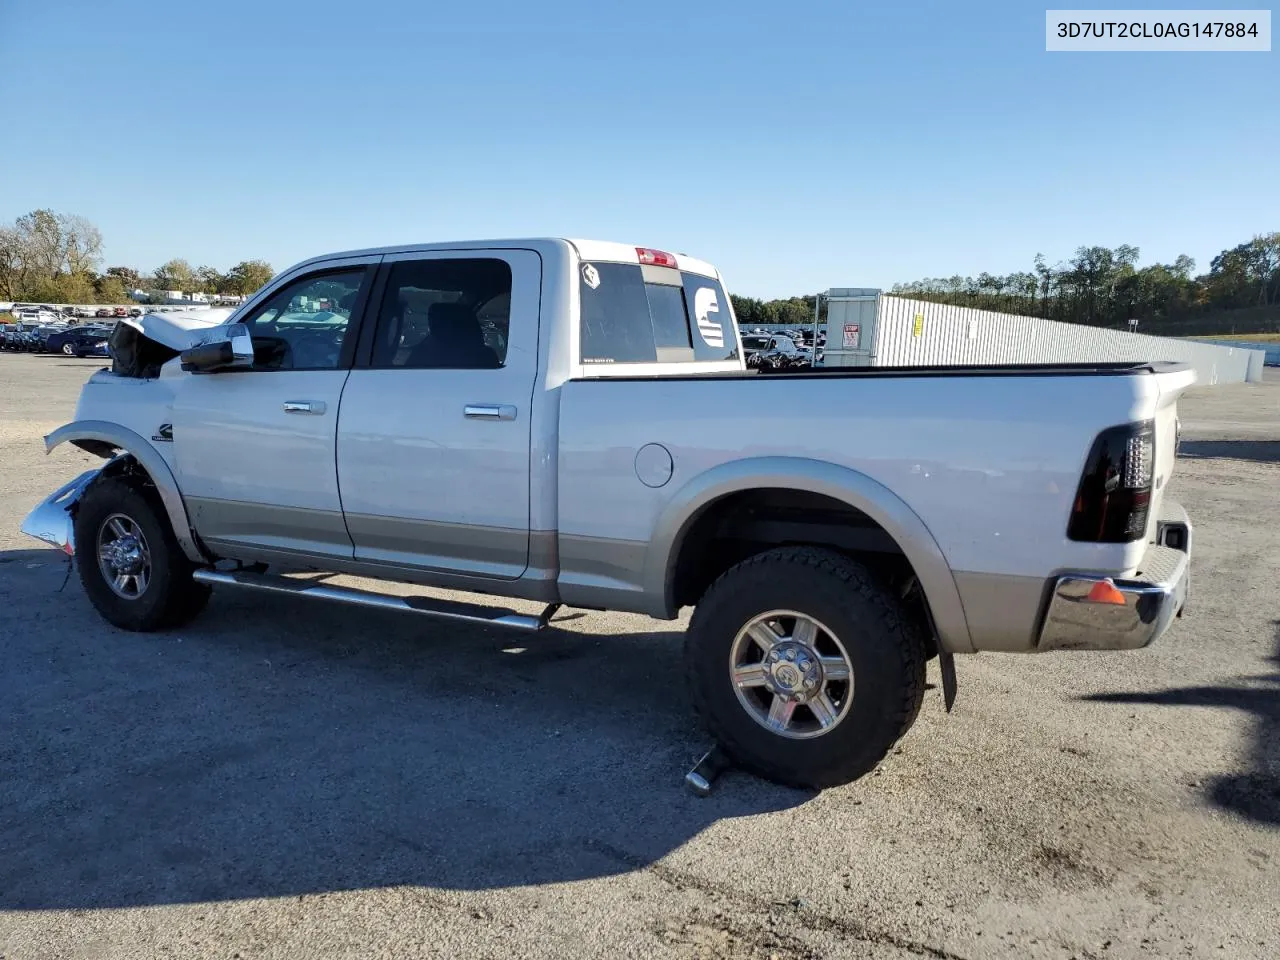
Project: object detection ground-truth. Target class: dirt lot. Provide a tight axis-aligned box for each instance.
[1,355,1277,960]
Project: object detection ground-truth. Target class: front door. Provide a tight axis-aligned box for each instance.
[336,250,540,579]
[172,261,377,562]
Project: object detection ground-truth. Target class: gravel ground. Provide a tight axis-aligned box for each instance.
[1,355,1277,960]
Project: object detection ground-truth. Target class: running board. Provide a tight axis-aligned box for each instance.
[191,569,558,631]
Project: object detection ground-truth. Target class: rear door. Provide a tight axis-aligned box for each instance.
[335,249,540,579]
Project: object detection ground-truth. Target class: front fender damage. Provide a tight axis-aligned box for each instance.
[28,421,208,563]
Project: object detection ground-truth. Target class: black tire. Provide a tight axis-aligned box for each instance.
[74,477,211,631]
[685,546,926,789]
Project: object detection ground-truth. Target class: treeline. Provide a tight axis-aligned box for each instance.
[890,234,1280,331]
[0,209,274,305]
[730,294,819,329]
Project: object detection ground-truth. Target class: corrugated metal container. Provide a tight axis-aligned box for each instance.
[1188,338,1280,368]
[823,288,879,367]
[822,293,1265,385]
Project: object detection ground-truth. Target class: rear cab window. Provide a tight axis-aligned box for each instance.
[577,250,738,370]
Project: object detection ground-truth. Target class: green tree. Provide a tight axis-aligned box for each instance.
[105,265,142,291]
[225,259,274,296]
[96,275,129,304]
[27,271,97,305]
[153,258,195,292]
[193,265,224,294]
[0,209,104,300]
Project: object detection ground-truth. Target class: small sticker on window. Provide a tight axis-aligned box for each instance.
[693,287,724,348]
[582,263,601,290]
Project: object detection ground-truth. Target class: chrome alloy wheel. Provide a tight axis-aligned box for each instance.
[97,513,152,599]
[729,610,854,740]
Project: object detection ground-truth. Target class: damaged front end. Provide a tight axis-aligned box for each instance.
[20,469,102,556]
[109,309,235,378]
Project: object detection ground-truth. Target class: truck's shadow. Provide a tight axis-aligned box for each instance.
[1080,625,1280,827]
[0,549,807,910]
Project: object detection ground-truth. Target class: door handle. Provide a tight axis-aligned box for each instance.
[283,401,326,415]
[464,404,517,421]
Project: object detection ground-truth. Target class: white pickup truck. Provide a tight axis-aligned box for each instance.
[22,238,1194,788]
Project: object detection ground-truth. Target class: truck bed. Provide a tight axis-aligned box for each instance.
[554,360,1194,650]
[577,361,1191,382]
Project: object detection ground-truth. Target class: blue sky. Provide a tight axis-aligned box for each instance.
[1,0,1275,298]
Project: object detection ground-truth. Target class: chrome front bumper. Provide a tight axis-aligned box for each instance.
[1038,502,1192,652]
[19,469,101,556]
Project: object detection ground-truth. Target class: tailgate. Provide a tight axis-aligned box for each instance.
[1147,366,1196,538]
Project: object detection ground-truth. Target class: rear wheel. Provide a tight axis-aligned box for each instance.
[62,342,75,355]
[73,477,211,631]
[685,546,926,789]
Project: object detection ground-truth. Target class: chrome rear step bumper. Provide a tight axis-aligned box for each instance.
[192,569,560,632]
[1037,500,1192,652]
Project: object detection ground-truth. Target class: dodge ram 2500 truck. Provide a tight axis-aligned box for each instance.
[22,238,1194,788]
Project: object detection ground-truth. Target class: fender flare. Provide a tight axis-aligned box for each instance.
[643,456,975,654]
[44,420,207,563]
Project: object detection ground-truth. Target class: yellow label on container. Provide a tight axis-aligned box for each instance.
[912,313,924,337]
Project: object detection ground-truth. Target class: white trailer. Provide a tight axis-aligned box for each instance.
[820,290,1266,385]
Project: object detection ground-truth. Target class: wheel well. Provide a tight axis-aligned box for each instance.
[98,453,159,492]
[669,488,936,654]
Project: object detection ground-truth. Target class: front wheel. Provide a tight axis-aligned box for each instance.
[685,547,926,789]
[73,477,211,631]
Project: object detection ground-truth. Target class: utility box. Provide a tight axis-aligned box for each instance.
[821,288,879,367]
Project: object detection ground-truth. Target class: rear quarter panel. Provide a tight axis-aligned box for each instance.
[556,371,1169,651]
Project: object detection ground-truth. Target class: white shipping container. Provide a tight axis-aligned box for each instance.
[820,292,1264,385]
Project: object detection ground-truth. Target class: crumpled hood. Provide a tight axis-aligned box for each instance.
[116,308,238,351]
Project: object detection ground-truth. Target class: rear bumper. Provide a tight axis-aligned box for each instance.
[1037,502,1192,652]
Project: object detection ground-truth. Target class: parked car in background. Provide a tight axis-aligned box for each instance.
[113,306,128,318]
[128,308,143,318]
[74,307,94,319]
[1,324,40,351]
[15,307,63,325]
[95,308,111,319]
[745,333,810,370]
[44,325,115,356]
[32,326,69,352]
[73,337,111,358]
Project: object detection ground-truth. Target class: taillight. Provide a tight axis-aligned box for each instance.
[1067,421,1155,543]
[636,247,679,268]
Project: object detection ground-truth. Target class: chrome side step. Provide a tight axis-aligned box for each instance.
[191,569,558,632]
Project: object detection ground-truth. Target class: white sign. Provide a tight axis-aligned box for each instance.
[693,287,723,348]
[842,323,860,348]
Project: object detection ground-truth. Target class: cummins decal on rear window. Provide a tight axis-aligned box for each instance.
[680,272,736,362]
[579,262,738,364]
[692,286,723,348]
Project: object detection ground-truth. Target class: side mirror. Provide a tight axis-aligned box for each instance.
[180,323,254,373]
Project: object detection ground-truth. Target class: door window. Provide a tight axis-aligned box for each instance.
[370,258,513,369]
[238,268,367,370]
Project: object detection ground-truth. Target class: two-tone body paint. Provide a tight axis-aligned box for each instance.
[36,238,1195,655]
